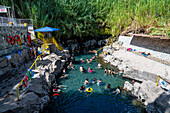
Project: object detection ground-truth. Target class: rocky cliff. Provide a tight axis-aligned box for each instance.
[0,52,70,113]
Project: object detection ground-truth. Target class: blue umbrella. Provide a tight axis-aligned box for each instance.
[34,27,59,32]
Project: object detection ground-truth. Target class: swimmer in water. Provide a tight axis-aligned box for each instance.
[111,69,115,75]
[104,68,108,75]
[108,69,111,74]
[86,87,93,96]
[80,58,85,63]
[60,74,69,79]
[86,58,90,64]
[113,86,120,94]
[105,84,111,90]
[97,63,102,69]
[97,78,102,85]
[84,78,90,86]
[91,78,96,83]
[63,68,66,74]
[78,85,86,92]
[80,66,84,72]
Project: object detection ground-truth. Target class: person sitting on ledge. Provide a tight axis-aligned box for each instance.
[117,70,124,76]
[140,52,151,57]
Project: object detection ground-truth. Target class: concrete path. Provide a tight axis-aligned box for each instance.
[112,50,170,81]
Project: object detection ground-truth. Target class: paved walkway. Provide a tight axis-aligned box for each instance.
[112,50,170,82]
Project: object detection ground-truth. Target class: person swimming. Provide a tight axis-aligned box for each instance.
[63,68,66,74]
[80,58,85,63]
[91,78,96,83]
[105,84,111,90]
[67,62,75,70]
[60,74,69,79]
[113,86,120,94]
[97,63,102,69]
[86,58,90,64]
[111,69,115,75]
[80,66,85,72]
[86,87,93,96]
[97,78,103,86]
[89,68,93,73]
[104,68,108,75]
[84,78,90,86]
[108,69,111,74]
[78,85,86,92]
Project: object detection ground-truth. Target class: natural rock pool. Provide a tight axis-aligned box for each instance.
[43,53,146,113]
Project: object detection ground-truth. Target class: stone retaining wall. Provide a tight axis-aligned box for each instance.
[130,36,170,54]
[0,26,28,57]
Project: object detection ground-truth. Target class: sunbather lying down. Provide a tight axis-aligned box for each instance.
[140,52,151,57]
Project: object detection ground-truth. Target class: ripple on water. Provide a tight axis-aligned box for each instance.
[43,53,146,113]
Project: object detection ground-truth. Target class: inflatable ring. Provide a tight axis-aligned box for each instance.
[14,35,20,41]
[15,35,22,45]
[86,88,93,92]
[53,93,59,97]
[7,36,15,45]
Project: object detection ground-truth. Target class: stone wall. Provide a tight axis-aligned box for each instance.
[0,26,28,57]
[130,36,170,54]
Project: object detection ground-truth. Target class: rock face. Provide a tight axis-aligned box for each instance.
[123,80,170,113]
[0,52,69,113]
[123,81,133,91]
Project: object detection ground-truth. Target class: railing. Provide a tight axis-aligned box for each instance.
[99,51,108,57]
[17,53,44,100]
[97,38,114,54]
[156,75,170,86]
[50,37,64,51]
[0,17,33,26]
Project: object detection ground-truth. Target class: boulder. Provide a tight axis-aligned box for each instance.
[131,80,170,113]
[123,81,133,91]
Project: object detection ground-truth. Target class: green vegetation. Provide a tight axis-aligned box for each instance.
[1,0,169,40]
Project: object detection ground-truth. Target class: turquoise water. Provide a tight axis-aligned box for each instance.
[43,53,145,113]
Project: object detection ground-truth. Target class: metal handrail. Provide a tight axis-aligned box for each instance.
[0,17,33,26]
[156,75,170,86]
[97,38,113,53]
[17,53,44,100]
